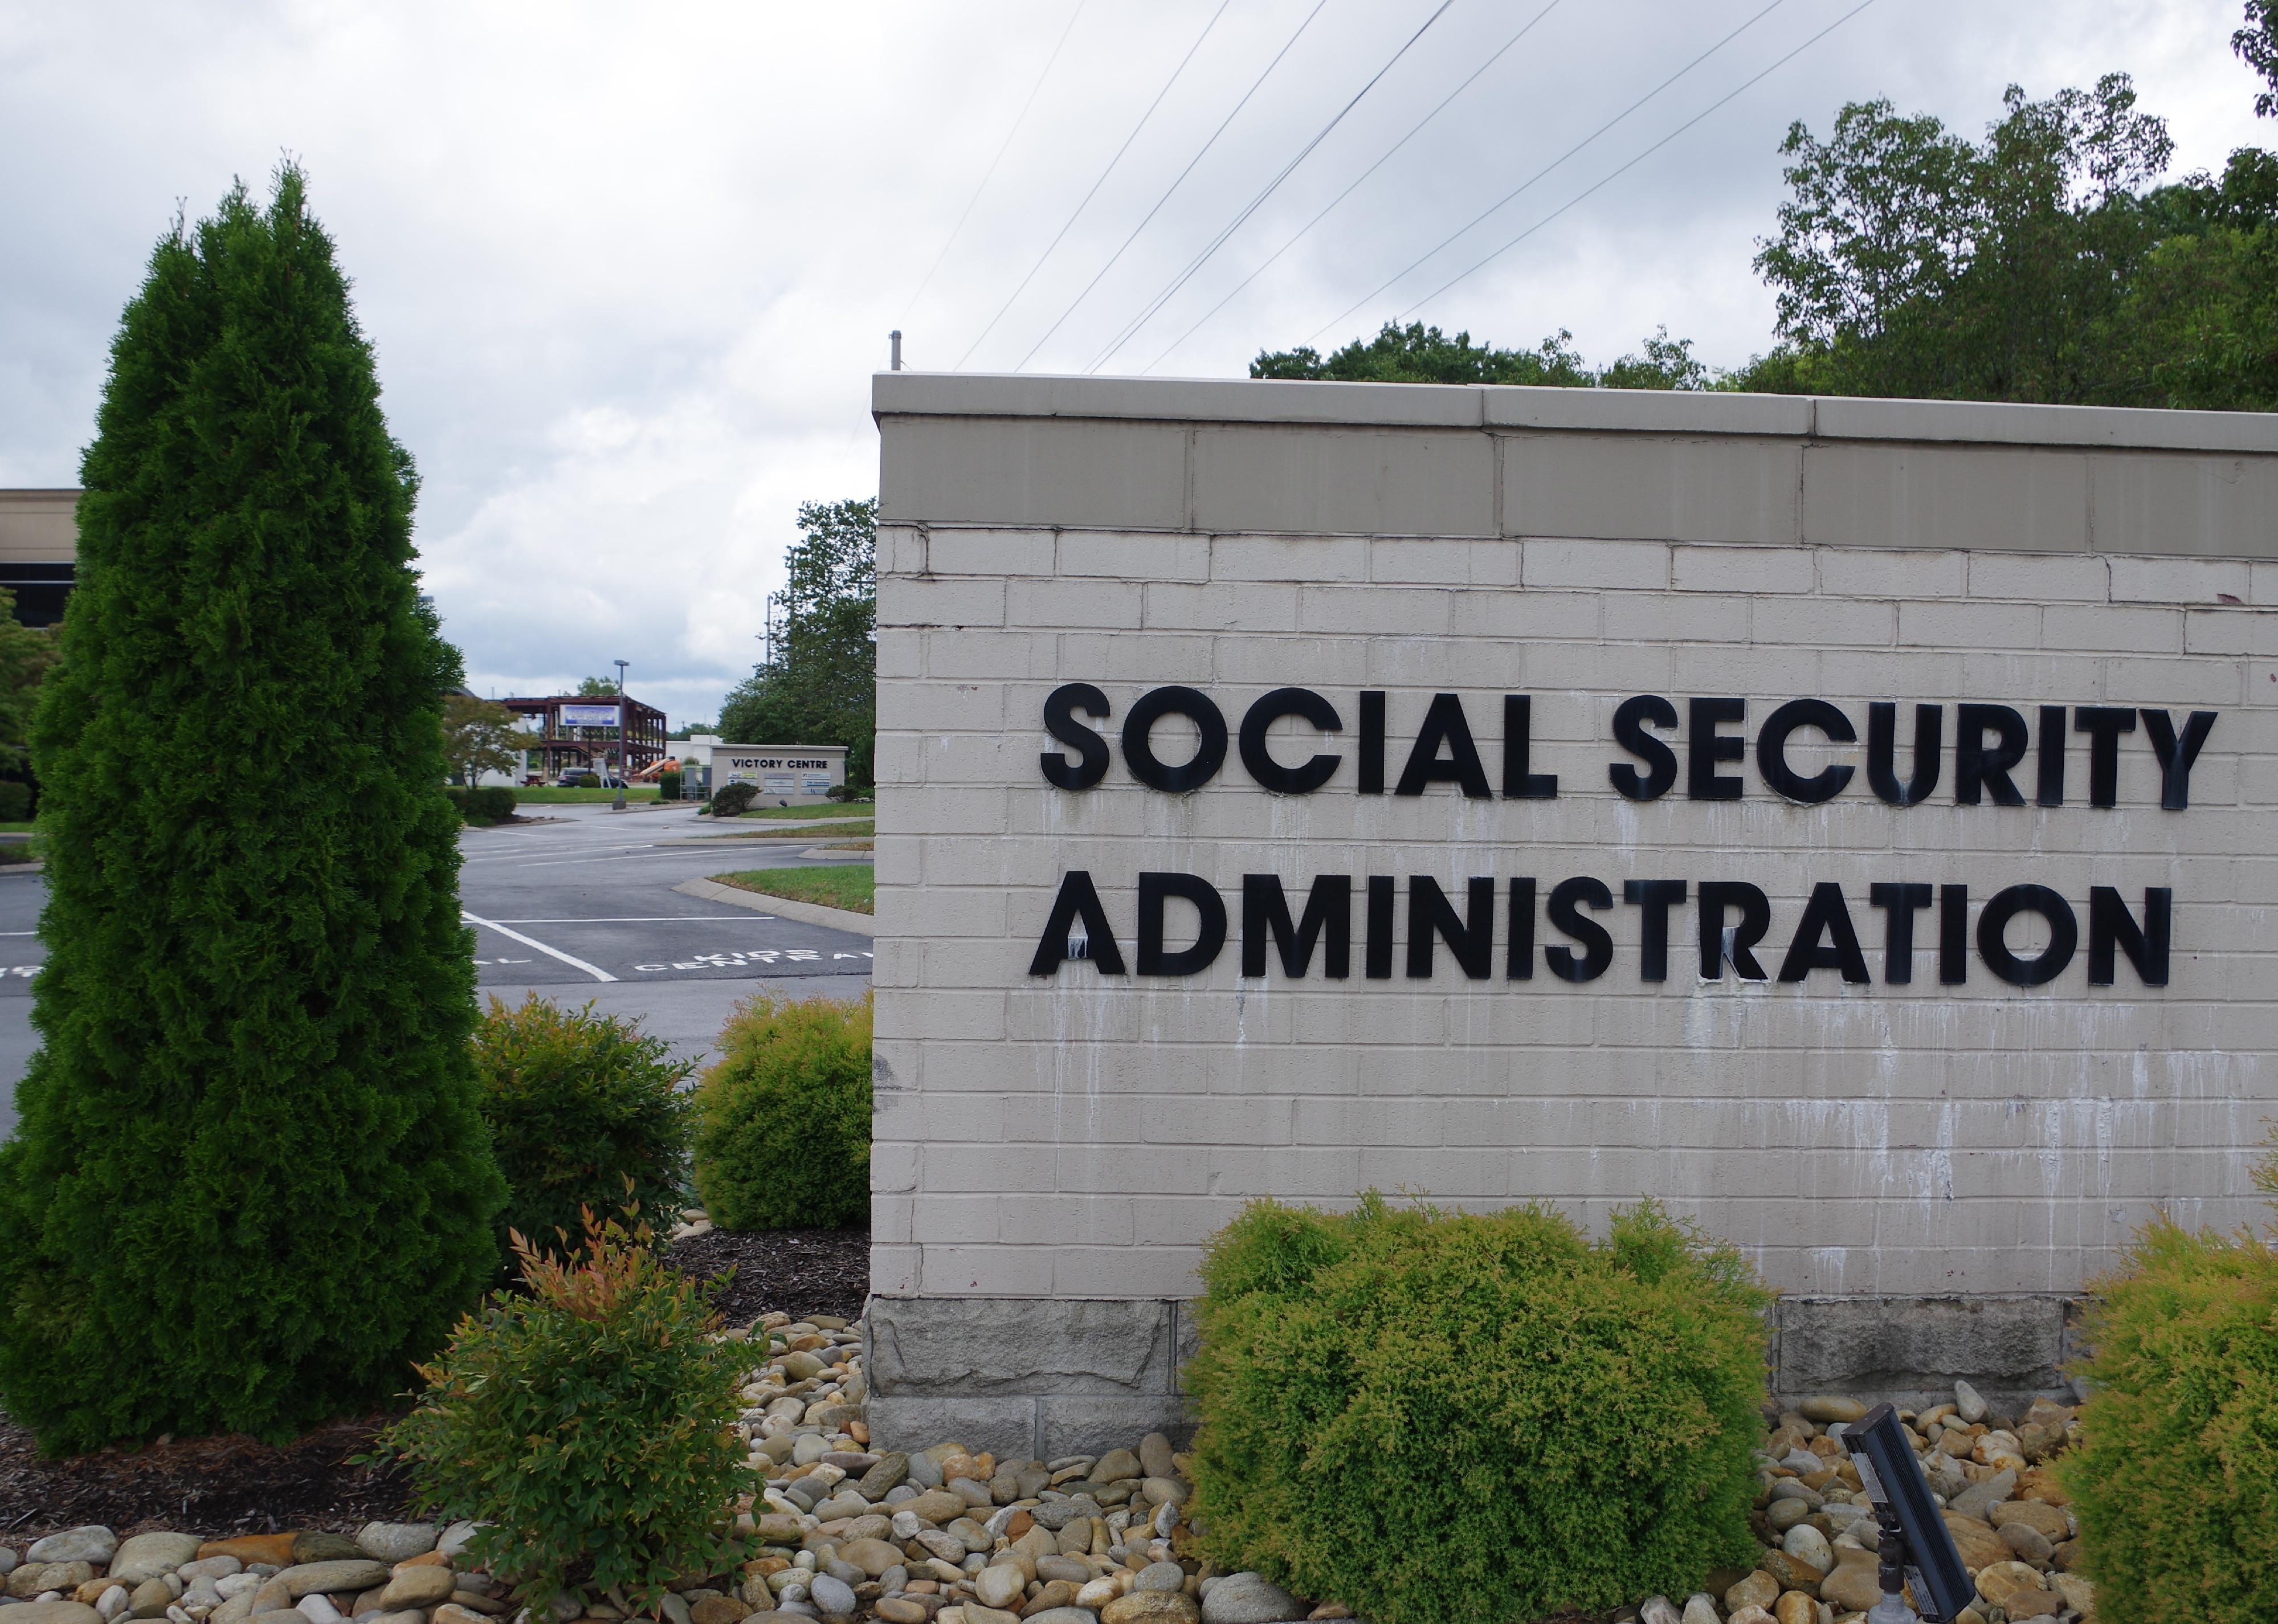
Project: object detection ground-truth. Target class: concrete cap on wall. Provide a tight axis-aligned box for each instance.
[873,371,2278,454]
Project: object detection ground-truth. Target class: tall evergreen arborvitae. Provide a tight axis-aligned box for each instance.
[0,168,507,1451]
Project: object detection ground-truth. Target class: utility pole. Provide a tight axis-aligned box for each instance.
[613,659,629,810]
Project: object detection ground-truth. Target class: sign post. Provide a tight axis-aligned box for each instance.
[613,659,629,810]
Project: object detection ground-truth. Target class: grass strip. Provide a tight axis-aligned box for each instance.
[734,802,875,820]
[709,821,873,842]
[513,786,664,803]
[713,864,874,915]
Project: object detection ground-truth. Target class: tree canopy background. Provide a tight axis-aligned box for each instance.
[441,693,526,785]
[1260,13,2278,413]
[719,497,876,786]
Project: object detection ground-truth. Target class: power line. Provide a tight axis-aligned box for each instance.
[1013,0,1333,373]
[897,0,1089,335]
[1307,0,1789,344]
[957,0,1234,370]
[1397,0,1879,319]
[1140,0,1562,373]
[1088,0,1459,374]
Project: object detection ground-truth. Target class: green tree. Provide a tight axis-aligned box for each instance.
[1741,75,2179,402]
[718,498,876,785]
[442,693,525,785]
[1252,321,1715,389]
[575,675,618,697]
[0,166,508,1451]
[0,591,61,775]
[2239,1,2278,119]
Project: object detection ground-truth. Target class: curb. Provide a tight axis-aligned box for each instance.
[672,876,875,939]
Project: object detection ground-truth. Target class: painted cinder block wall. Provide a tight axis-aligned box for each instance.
[864,373,2278,1458]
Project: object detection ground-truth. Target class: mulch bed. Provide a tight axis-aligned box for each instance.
[0,1224,869,1544]
[666,1224,870,1325]
[0,1414,409,1546]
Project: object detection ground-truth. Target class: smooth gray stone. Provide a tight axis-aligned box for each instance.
[27,1533,116,1568]
[1201,1572,1308,1624]
[803,1574,856,1618]
[1948,1467,2018,1522]
[352,1527,436,1565]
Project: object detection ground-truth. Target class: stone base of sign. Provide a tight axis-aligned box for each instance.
[863,1296,1198,1459]
[1770,1292,2087,1411]
[860,1291,2085,1454]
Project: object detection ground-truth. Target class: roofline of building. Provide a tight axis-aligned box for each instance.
[873,371,2278,455]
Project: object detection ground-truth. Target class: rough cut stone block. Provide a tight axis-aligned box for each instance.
[1774,1296,2069,1403]
[867,1297,1177,1396]
[1035,1397,1196,1459]
[865,1394,1038,1460]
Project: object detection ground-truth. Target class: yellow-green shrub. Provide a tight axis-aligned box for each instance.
[379,1204,760,1607]
[1186,1195,1770,1624]
[2060,1211,2278,1624]
[691,991,870,1230]
[472,994,693,1262]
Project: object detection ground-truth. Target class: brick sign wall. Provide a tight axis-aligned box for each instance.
[864,375,2278,1457]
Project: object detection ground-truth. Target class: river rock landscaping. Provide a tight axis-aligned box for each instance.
[0,1314,2096,1624]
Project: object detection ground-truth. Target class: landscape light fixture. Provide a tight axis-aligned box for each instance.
[1842,1402,1975,1624]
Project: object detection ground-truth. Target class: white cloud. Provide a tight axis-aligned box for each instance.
[2,0,2267,720]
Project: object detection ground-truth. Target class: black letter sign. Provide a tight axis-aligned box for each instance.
[1977,884,2077,986]
[1041,683,1111,790]
[1545,877,1614,982]
[1122,686,1228,793]
[1610,696,1679,801]
[1757,699,1857,804]
[1029,871,1126,975]
[1137,871,1227,975]
[1688,697,1747,800]
[1238,688,1344,795]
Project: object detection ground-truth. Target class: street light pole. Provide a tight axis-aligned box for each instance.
[613,659,629,811]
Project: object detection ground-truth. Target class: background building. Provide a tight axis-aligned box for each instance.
[500,693,669,781]
[0,489,78,626]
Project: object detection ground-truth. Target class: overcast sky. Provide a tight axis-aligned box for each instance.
[1,1,2268,724]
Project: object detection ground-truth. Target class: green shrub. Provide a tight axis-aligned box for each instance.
[2059,1211,2278,1624]
[708,781,758,818]
[692,991,870,1230]
[658,770,682,801]
[0,781,31,821]
[569,770,601,789]
[473,995,693,1261]
[0,166,505,1450]
[444,785,512,825]
[1186,1195,1771,1624]
[379,1203,761,1607]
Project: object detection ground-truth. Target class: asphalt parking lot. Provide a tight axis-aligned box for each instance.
[0,800,873,1136]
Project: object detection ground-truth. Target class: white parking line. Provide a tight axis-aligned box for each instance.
[459,842,658,867]
[461,911,618,982]
[494,850,682,871]
[490,916,767,924]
